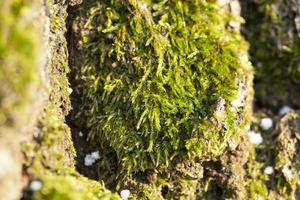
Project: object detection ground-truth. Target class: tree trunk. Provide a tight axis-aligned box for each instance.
[1,0,300,199]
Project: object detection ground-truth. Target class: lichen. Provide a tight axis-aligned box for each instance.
[73,0,253,176]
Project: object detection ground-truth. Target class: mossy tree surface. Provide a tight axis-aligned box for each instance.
[22,0,75,178]
[241,0,300,198]
[243,0,300,107]
[20,1,120,199]
[32,173,120,200]
[0,0,43,199]
[76,0,253,174]
[241,111,300,200]
[0,0,41,135]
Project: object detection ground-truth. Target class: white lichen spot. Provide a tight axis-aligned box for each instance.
[240,53,249,63]
[107,33,114,40]
[231,98,244,108]
[84,154,94,166]
[228,139,238,149]
[264,166,274,175]
[260,117,273,130]
[282,165,293,181]
[30,180,42,192]
[84,151,100,166]
[279,105,292,116]
[78,131,83,137]
[91,151,100,160]
[248,131,263,145]
[67,87,73,94]
[140,3,148,10]
[112,62,117,68]
[120,189,130,200]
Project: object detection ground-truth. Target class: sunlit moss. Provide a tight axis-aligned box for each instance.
[75,0,253,174]
[32,172,120,200]
[19,1,119,199]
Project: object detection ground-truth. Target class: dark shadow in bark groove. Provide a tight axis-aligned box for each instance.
[65,2,100,182]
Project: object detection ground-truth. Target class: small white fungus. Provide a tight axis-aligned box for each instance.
[228,140,238,149]
[78,131,83,137]
[279,105,292,116]
[30,180,42,192]
[264,166,274,175]
[107,33,114,40]
[67,87,73,94]
[248,131,263,145]
[84,151,100,166]
[91,151,100,159]
[260,117,273,130]
[84,154,94,166]
[120,189,130,200]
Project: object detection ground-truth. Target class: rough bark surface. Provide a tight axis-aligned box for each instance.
[1,0,300,200]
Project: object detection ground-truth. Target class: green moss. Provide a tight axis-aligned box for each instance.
[47,0,71,115]
[243,0,300,105]
[17,1,120,199]
[245,157,269,199]
[241,111,300,199]
[0,0,40,134]
[32,172,120,200]
[117,159,204,199]
[21,0,74,177]
[19,0,124,197]
[22,103,75,176]
[76,0,252,174]
[274,111,300,198]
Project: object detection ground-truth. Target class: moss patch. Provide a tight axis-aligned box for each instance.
[32,172,120,200]
[73,0,253,175]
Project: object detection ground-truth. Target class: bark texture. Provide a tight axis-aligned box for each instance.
[1,0,300,200]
